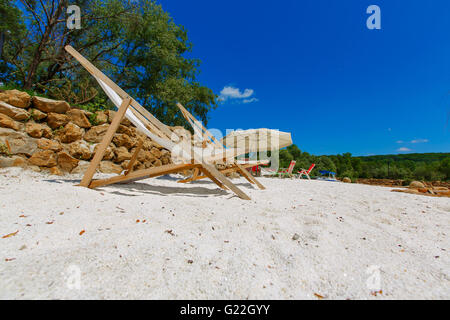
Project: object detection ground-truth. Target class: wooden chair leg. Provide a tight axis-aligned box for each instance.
[199,168,228,190]
[201,163,251,200]
[177,168,199,184]
[237,166,255,184]
[192,168,200,180]
[125,138,144,175]
[236,163,266,190]
[79,97,132,187]
[177,177,193,184]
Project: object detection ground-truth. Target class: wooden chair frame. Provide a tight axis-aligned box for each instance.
[64,45,251,200]
[175,102,266,190]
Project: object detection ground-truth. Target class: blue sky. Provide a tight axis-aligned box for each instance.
[159,0,450,156]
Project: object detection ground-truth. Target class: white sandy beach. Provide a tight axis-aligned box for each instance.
[0,167,449,300]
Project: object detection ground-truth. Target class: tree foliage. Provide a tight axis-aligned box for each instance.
[0,0,217,125]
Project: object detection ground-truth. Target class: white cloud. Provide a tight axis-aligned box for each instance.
[218,86,258,104]
[397,147,412,152]
[411,138,429,144]
[243,98,259,104]
[396,138,429,144]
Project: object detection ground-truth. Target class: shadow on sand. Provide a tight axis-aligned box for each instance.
[100,182,230,198]
[43,175,255,199]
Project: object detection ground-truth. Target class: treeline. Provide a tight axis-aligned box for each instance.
[279,145,450,182]
[0,0,216,126]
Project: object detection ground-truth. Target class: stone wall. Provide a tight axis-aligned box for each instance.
[0,89,172,175]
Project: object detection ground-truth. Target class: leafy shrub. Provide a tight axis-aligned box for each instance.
[0,81,45,97]
[76,95,114,113]
[0,142,11,157]
[88,113,99,126]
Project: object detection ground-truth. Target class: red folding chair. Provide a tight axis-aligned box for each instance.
[279,160,297,178]
[297,163,315,180]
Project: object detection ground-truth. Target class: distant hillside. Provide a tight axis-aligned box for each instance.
[279,146,450,181]
[356,153,450,163]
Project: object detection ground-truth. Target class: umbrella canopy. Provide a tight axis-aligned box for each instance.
[221,128,292,152]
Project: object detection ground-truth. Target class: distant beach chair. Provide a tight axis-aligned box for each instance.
[64,45,252,200]
[278,160,297,178]
[297,163,316,180]
[260,164,278,177]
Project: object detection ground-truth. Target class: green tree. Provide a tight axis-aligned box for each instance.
[279,148,293,168]
[286,145,301,159]
[317,156,336,173]
[0,0,26,80]
[439,158,450,180]
[2,0,217,126]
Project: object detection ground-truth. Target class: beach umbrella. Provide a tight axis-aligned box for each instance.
[221,128,292,152]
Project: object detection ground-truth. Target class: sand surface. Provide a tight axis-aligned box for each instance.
[0,167,449,299]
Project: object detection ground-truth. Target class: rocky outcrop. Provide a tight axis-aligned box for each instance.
[0,90,201,177]
[30,108,47,121]
[67,109,91,128]
[47,113,70,129]
[0,90,31,108]
[57,151,79,172]
[71,161,90,174]
[99,161,123,174]
[0,101,30,121]
[0,128,37,156]
[392,186,450,198]
[84,124,109,143]
[28,150,57,167]
[112,133,136,149]
[150,147,162,159]
[95,111,108,124]
[93,143,114,160]
[32,96,70,114]
[152,159,162,167]
[55,122,83,143]
[0,113,20,130]
[114,146,132,163]
[356,178,405,187]
[48,166,63,176]
[25,122,45,138]
[37,138,62,152]
[0,155,27,168]
[409,181,425,189]
[69,140,92,160]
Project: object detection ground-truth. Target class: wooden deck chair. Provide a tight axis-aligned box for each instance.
[175,102,266,190]
[64,45,252,200]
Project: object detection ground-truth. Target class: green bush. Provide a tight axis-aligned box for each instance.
[88,113,99,126]
[268,144,450,182]
[0,81,45,97]
[0,142,11,157]
[76,95,114,113]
